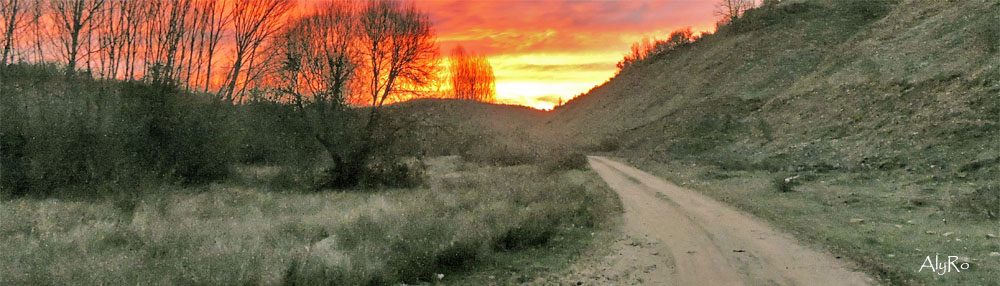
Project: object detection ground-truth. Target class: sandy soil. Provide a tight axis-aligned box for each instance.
[540,156,875,285]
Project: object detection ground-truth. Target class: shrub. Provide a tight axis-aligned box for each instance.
[772,173,802,193]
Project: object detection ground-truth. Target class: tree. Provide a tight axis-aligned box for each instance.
[218,0,292,101]
[448,45,496,103]
[355,0,438,115]
[50,0,105,73]
[1,0,27,65]
[664,27,695,48]
[714,0,756,24]
[200,0,230,91]
[617,27,698,71]
[276,0,439,187]
[277,1,363,185]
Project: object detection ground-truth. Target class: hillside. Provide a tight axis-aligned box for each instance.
[552,0,998,181]
[387,98,560,165]
[544,1,999,284]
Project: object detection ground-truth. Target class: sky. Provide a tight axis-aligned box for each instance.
[415,0,720,110]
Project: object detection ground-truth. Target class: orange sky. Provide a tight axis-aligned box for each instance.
[416,0,719,110]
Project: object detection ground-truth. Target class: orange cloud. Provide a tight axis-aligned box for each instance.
[416,0,719,109]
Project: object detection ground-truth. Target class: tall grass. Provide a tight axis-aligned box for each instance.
[0,156,620,285]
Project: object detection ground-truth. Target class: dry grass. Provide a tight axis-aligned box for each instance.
[0,156,620,285]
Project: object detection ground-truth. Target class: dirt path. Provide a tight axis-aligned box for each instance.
[578,156,874,285]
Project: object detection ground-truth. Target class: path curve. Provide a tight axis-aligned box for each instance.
[585,156,873,285]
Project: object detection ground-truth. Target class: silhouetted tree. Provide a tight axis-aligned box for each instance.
[219,0,292,101]
[715,0,756,24]
[50,0,105,73]
[448,45,495,103]
[0,0,27,65]
[617,27,698,71]
[277,0,438,187]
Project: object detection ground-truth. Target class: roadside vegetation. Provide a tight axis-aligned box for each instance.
[554,0,999,285]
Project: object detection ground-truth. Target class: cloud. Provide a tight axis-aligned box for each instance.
[422,0,717,54]
[413,0,719,107]
[510,62,614,73]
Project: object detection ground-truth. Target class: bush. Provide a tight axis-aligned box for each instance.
[772,173,802,192]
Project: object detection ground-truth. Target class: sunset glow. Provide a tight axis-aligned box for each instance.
[4,0,719,110]
[417,0,719,109]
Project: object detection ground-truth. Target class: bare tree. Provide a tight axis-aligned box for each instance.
[617,37,654,70]
[280,2,358,104]
[448,45,495,103]
[1,0,27,65]
[218,0,292,101]
[356,0,438,121]
[715,0,756,24]
[275,0,439,187]
[664,27,695,49]
[277,2,362,182]
[50,0,105,73]
[617,27,698,71]
[200,0,229,91]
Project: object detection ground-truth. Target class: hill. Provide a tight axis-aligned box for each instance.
[544,1,999,284]
[386,98,561,165]
[552,0,998,179]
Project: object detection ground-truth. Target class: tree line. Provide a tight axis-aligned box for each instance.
[616,0,765,72]
[0,0,497,195]
[0,0,496,103]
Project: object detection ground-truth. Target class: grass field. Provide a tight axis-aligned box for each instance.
[631,158,999,285]
[0,156,621,285]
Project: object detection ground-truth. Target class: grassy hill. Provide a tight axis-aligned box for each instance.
[545,1,999,284]
[553,0,998,177]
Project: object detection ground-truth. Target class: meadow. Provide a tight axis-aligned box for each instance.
[0,155,620,285]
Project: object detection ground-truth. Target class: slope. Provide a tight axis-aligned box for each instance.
[547,0,999,284]
[553,0,998,177]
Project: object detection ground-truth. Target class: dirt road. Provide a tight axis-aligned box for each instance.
[579,156,873,285]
